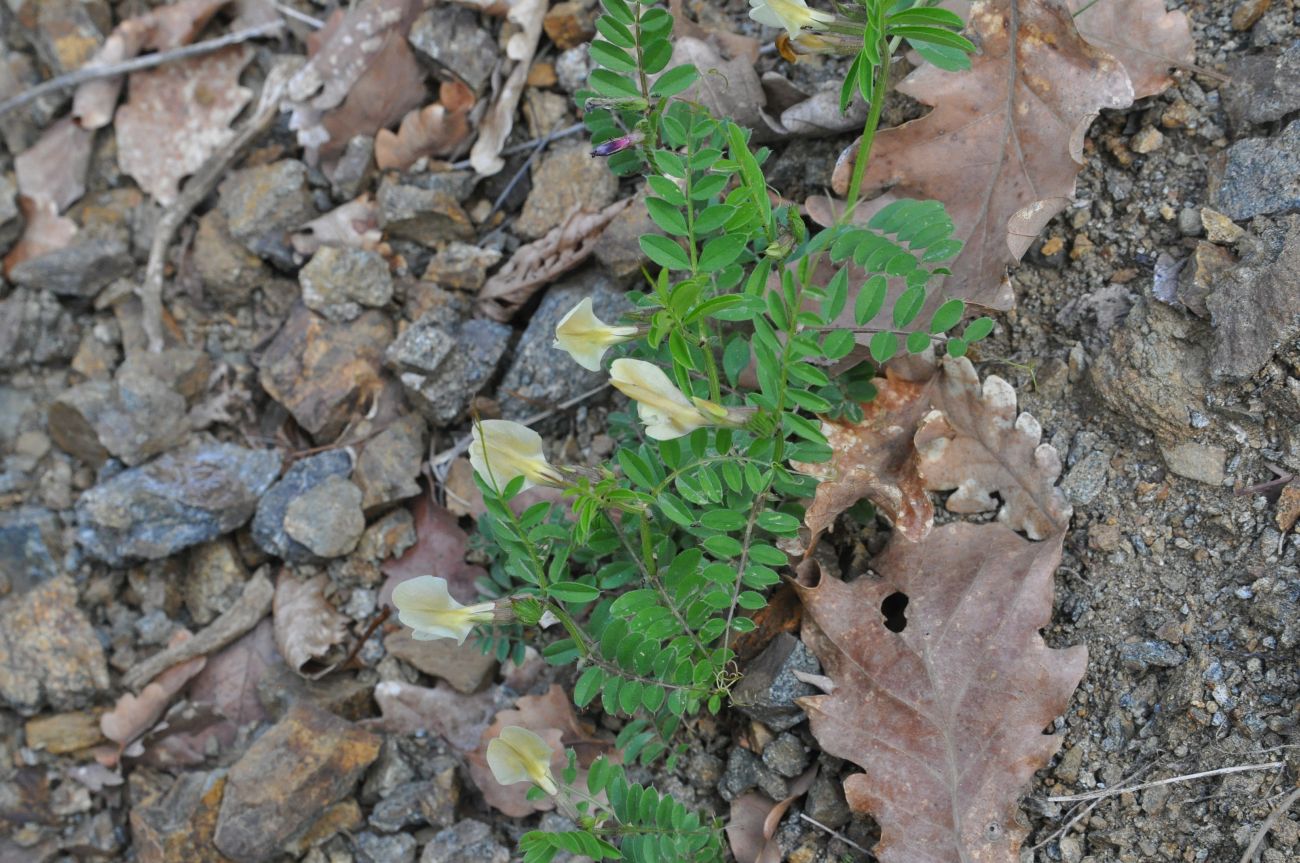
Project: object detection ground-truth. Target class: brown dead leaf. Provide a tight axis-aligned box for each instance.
[273,571,350,675]
[796,523,1087,863]
[283,0,424,162]
[379,493,486,607]
[470,0,547,176]
[189,618,281,727]
[726,767,818,863]
[116,46,255,205]
[478,198,633,321]
[668,0,760,63]
[3,195,78,273]
[918,357,1071,540]
[368,679,498,750]
[1067,0,1193,99]
[670,37,767,137]
[831,0,1134,309]
[100,631,207,763]
[375,80,475,171]
[290,194,384,257]
[467,684,614,817]
[15,117,93,213]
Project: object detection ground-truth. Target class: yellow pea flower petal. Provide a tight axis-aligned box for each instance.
[748,0,834,40]
[469,420,566,491]
[553,297,639,371]
[391,575,496,645]
[486,726,559,795]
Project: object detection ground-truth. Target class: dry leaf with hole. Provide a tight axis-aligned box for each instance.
[796,523,1087,863]
[368,679,498,750]
[478,198,633,321]
[726,767,818,863]
[467,684,614,817]
[919,357,1072,540]
[188,618,280,727]
[100,632,207,764]
[831,0,1134,310]
[470,0,547,176]
[1067,0,1193,99]
[115,46,254,205]
[272,571,349,675]
[380,494,487,607]
[290,194,384,257]
[375,80,476,171]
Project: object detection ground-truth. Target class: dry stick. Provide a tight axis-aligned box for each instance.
[1239,786,1300,863]
[798,813,876,859]
[0,21,285,118]
[1031,759,1160,853]
[1044,761,1285,804]
[448,121,585,170]
[139,62,296,352]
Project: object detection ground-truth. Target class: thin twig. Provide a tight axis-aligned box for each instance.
[0,21,285,118]
[1044,762,1285,804]
[273,2,325,28]
[798,813,875,859]
[449,122,586,170]
[1031,759,1159,852]
[139,60,297,352]
[1239,786,1300,863]
[481,121,572,227]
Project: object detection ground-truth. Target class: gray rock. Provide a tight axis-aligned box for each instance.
[332,135,376,201]
[283,475,366,559]
[1118,640,1186,673]
[420,819,508,863]
[355,831,417,863]
[718,746,762,801]
[555,45,592,95]
[1207,215,1300,381]
[9,238,133,299]
[193,209,270,309]
[368,771,458,833]
[408,8,497,92]
[761,732,810,778]
[387,315,511,425]
[300,247,394,322]
[76,441,282,565]
[1062,450,1109,506]
[421,242,501,292]
[0,507,61,595]
[1159,441,1227,486]
[384,630,497,694]
[0,576,109,712]
[361,739,417,804]
[514,142,619,240]
[252,450,352,563]
[219,159,317,247]
[592,189,657,279]
[730,633,820,733]
[48,366,189,467]
[377,177,473,245]
[354,414,427,512]
[0,288,79,371]
[1223,42,1300,129]
[497,269,631,420]
[1210,120,1300,220]
[0,173,22,253]
[804,769,851,829]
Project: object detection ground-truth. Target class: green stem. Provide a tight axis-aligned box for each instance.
[611,512,710,660]
[840,45,888,222]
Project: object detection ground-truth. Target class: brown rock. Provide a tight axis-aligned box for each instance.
[1200,208,1245,245]
[213,703,380,862]
[354,414,427,512]
[258,304,393,441]
[543,2,597,50]
[385,629,498,693]
[193,210,270,309]
[515,142,619,240]
[526,62,557,88]
[282,799,363,856]
[131,770,230,863]
[24,710,104,754]
[1276,484,1300,533]
[593,189,657,278]
[1231,0,1271,31]
[421,242,501,292]
[255,661,375,723]
[377,178,473,245]
[1129,127,1163,154]
[1177,240,1235,318]
[184,540,249,626]
[0,576,110,712]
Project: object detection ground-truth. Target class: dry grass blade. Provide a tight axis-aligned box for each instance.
[469,0,547,176]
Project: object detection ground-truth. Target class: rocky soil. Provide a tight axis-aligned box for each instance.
[0,1,1298,863]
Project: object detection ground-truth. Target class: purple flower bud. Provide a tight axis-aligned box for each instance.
[590,130,644,157]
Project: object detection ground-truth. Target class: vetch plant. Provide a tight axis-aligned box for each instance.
[394,2,993,859]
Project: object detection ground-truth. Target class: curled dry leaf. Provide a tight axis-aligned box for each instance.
[478,198,634,321]
[283,0,424,162]
[115,45,255,205]
[376,80,475,171]
[272,571,350,675]
[726,767,818,863]
[469,0,547,176]
[369,679,497,750]
[289,194,384,257]
[1067,0,1194,99]
[100,631,207,763]
[467,684,613,817]
[796,524,1087,863]
[918,357,1072,540]
[831,0,1134,309]
[379,494,487,607]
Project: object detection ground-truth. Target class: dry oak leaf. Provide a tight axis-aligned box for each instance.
[290,194,384,257]
[478,198,633,321]
[368,679,498,751]
[379,494,487,608]
[272,571,350,675]
[467,684,614,817]
[375,80,476,171]
[796,523,1087,863]
[115,45,255,206]
[726,767,818,863]
[919,356,1072,540]
[100,631,207,763]
[469,0,547,176]
[1067,0,1193,99]
[832,0,1134,310]
[188,618,281,727]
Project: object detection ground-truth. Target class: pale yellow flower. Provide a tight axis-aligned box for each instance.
[609,359,750,440]
[748,0,834,39]
[469,419,566,491]
[486,726,559,795]
[391,575,497,645]
[553,297,639,371]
